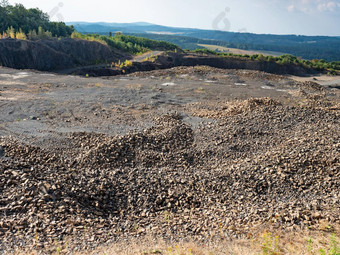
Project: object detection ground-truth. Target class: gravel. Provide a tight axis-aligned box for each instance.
[0,100,339,252]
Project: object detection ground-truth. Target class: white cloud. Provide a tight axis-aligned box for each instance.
[287,0,340,13]
[318,1,336,11]
[287,4,295,11]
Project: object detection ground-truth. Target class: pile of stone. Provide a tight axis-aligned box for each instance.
[0,102,339,252]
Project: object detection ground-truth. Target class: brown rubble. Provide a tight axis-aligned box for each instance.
[0,101,339,252]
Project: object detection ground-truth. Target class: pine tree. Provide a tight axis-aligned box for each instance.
[28,29,37,40]
[37,26,44,38]
[6,26,15,38]
[0,31,7,38]
[16,28,27,40]
[45,31,52,38]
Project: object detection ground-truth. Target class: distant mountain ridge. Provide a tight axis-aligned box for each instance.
[66,22,340,61]
[68,22,155,28]
[66,22,199,34]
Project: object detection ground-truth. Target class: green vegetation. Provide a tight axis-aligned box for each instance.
[257,232,340,255]
[128,33,214,51]
[0,1,339,73]
[122,32,340,62]
[260,232,280,255]
[190,49,340,74]
[190,48,218,55]
[0,1,74,39]
[112,59,133,68]
[71,32,179,54]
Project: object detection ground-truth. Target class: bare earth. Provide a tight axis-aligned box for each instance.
[0,66,339,254]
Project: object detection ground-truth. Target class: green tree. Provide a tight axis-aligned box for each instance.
[0,3,74,37]
[37,26,44,38]
[15,28,26,40]
[27,29,37,40]
[6,26,15,38]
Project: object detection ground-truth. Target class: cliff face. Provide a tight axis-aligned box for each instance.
[180,54,317,76]
[0,39,318,76]
[0,38,123,71]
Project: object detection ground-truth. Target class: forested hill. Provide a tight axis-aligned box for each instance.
[0,1,74,38]
[68,22,340,61]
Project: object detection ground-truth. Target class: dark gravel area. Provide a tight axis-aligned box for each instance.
[0,66,339,253]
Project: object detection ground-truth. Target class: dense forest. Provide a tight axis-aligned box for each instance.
[191,49,340,74]
[0,0,74,38]
[70,22,340,62]
[130,33,340,62]
[70,32,179,54]
[127,33,209,51]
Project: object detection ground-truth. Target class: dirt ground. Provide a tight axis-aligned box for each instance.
[0,66,339,253]
[1,65,338,145]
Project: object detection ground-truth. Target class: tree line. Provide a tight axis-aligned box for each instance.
[0,1,74,39]
[191,49,340,74]
[71,32,179,54]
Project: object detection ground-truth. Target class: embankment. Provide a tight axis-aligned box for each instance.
[0,38,125,71]
[73,52,319,77]
[0,39,319,76]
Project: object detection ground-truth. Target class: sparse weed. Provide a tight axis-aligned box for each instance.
[12,230,340,255]
[166,245,194,255]
[163,211,173,223]
[114,60,133,68]
[307,237,314,253]
[124,60,133,67]
[328,234,340,255]
[261,232,280,255]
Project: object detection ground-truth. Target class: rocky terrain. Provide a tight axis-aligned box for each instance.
[0,38,320,76]
[71,51,319,77]
[0,66,339,253]
[0,38,126,71]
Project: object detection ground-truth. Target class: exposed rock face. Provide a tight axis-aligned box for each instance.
[77,52,318,77]
[179,53,318,76]
[0,38,123,71]
[0,39,318,75]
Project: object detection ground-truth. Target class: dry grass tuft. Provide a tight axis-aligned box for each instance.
[14,227,339,255]
[74,228,340,255]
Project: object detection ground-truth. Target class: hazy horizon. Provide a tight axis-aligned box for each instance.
[8,0,340,36]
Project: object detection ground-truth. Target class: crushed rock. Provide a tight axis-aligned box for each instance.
[0,101,339,252]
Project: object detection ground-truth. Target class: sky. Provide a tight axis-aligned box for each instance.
[8,0,340,36]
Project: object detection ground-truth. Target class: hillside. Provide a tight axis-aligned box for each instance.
[0,33,178,71]
[67,22,340,61]
[0,37,337,76]
[0,38,125,71]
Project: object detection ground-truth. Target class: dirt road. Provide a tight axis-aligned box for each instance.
[132,51,163,62]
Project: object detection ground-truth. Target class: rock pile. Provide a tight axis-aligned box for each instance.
[187,97,280,119]
[0,102,339,252]
[129,66,285,81]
